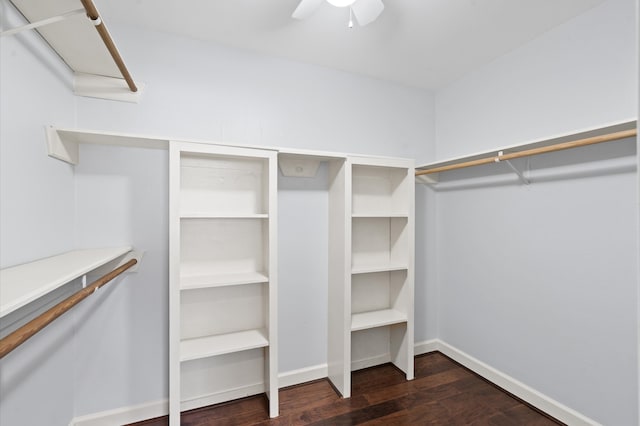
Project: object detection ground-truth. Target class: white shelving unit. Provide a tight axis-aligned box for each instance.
[43,127,417,413]
[169,142,278,424]
[0,246,134,318]
[328,156,415,398]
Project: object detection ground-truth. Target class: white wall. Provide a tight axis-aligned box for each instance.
[432,0,638,424]
[435,0,637,161]
[0,4,77,267]
[72,144,169,414]
[0,15,434,423]
[278,165,331,372]
[0,3,80,426]
[75,25,434,161]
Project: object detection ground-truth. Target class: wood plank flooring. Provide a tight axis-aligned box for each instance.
[131,352,563,425]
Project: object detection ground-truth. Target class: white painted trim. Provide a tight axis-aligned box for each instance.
[69,339,599,425]
[69,399,168,426]
[180,384,265,412]
[279,363,328,388]
[351,353,391,371]
[436,340,601,426]
[68,364,328,425]
[414,338,439,355]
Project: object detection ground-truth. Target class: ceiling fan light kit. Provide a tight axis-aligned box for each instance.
[293,0,384,27]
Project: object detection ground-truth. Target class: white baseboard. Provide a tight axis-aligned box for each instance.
[414,338,439,355]
[435,340,601,426]
[279,363,328,388]
[70,339,598,426]
[70,399,168,426]
[69,365,329,425]
[351,353,391,371]
[180,383,266,412]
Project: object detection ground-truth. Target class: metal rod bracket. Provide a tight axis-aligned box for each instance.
[497,151,529,184]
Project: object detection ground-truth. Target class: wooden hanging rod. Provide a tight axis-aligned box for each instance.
[79,0,138,92]
[415,128,637,176]
[0,258,137,359]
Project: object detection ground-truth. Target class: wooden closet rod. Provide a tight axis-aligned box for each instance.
[415,128,637,176]
[79,0,138,92]
[0,258,137,359]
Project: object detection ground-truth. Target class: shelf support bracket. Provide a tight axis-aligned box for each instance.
[495,151,530,185]
[415,173,439,185]
[46,126,78,165]
[0,8,85,37]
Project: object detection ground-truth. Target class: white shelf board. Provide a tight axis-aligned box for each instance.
[180,213,268,219]
[0,246,132,318]
[351,309,407,332]
[351,263,408,275]
[47,127,168,165]
[180,328,269,362]
[180,271,269,290]
[416,119,637,172]
[9,0,121,78]
[54,127,169,149]
[352,213,408,218]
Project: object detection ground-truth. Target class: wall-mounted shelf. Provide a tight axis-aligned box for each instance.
[45,126,415,168]
[415,119,637,184]
[46,126,169,165]
[0,246,137,318]
[6,0,142,102]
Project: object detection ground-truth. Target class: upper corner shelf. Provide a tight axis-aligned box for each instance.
[46,126,169,165]
[7,0,140,101]
[0,246,133,318]
[415,119,637,181]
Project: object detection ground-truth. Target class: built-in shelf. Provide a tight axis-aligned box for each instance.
[180,328,269,362]
[351,264,408,275]
[180,213,268,219]
[180,272,269,290]
[0,246,132,318]
[351,213,408,218]
[351,309,407,332]
[328,157,414,399]
[170,141,278,422]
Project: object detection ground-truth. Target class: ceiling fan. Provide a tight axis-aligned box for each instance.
[292,0,385,27]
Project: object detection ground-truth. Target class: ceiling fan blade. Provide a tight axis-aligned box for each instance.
[351,0,384,26]
[292,0,324,19]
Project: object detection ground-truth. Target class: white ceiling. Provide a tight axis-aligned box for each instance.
[96,0,605,90]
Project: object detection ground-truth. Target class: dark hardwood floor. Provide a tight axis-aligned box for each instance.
[131,352,563,425]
